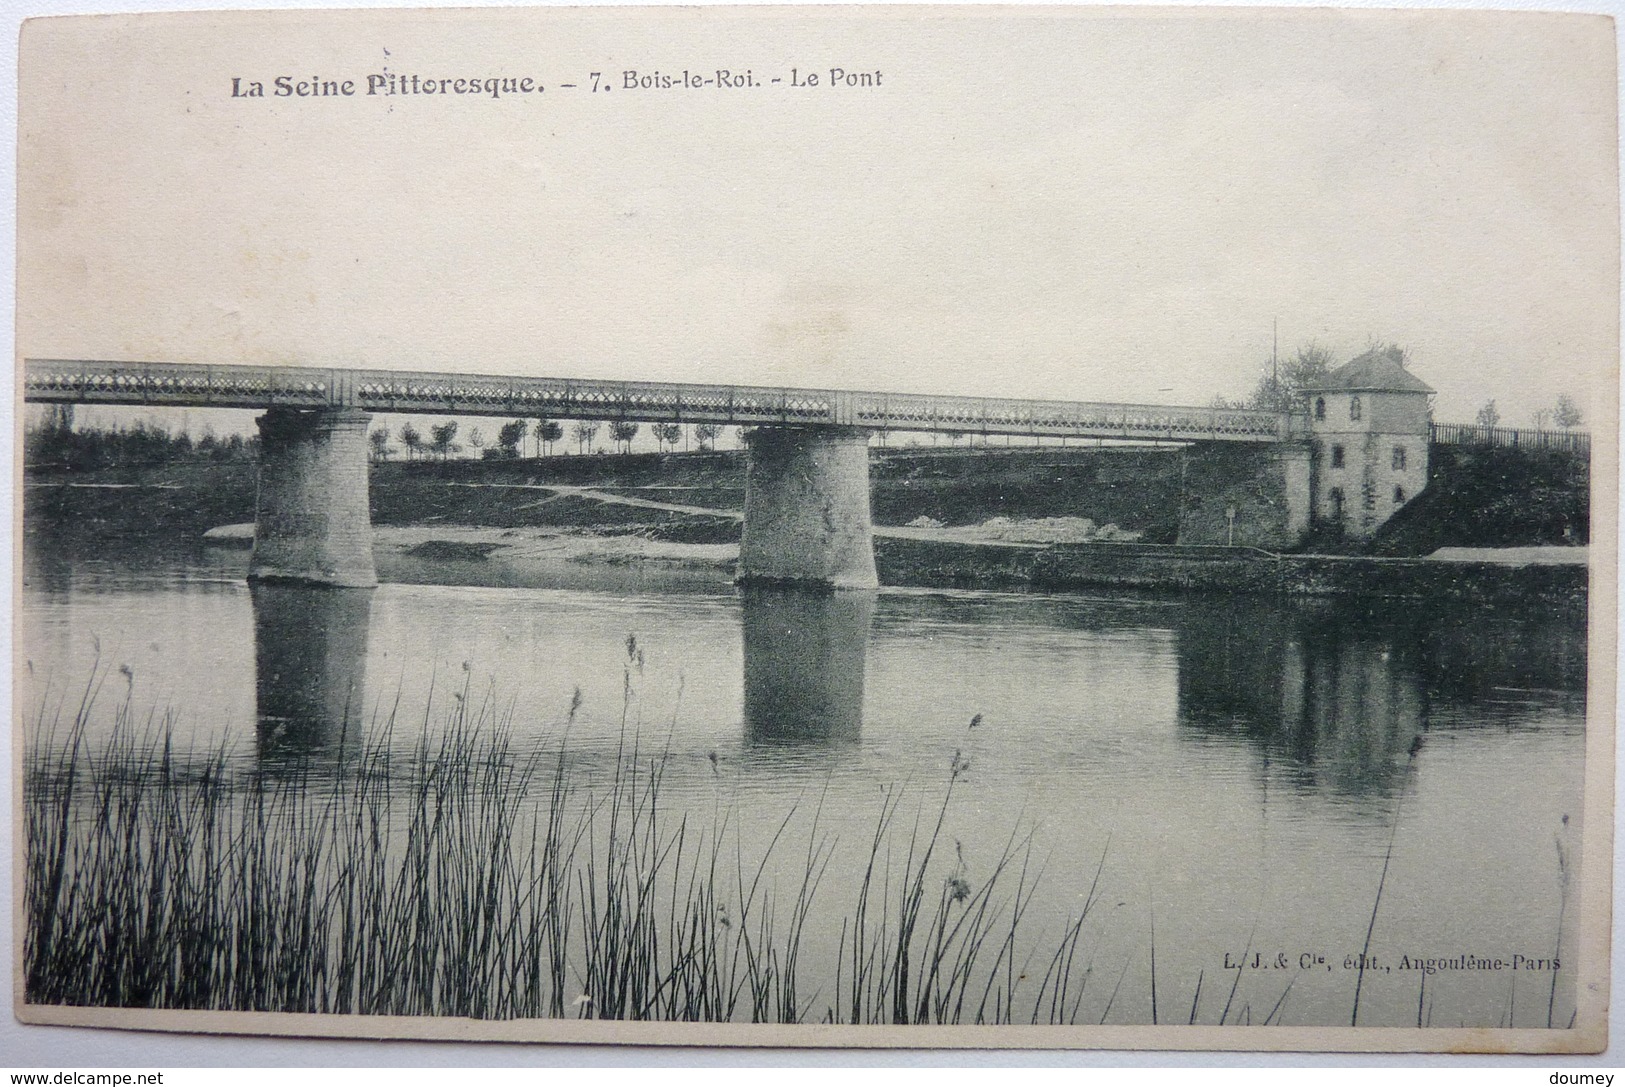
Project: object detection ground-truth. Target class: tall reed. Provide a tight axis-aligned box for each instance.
[23,667,1105,1024]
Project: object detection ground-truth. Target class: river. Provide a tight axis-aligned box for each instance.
[19,541,1588,1029]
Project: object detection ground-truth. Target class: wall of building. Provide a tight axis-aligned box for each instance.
[1310,391,1430,436]
[1309,392,1431,539]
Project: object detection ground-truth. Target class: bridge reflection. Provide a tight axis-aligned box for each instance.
[741,586,874,745]
[250,583,373,763]
[246,580,875,760]
[239,574,1582,785]
[1175,595,1585,799]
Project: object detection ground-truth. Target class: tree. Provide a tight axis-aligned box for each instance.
[400,423,423,461]
[608,420,639,453]
[1243,342,1335,413]
[572,420,600,454]
[1365,339,1410,368]
[1554,394,1583,431]
[497,419,527,458]
[369,428,390,461]
[693,422,721,451]
[651,422,683,452]
[538,419,564,456]
[468,426,485,451]
[430,420,459,461]
[1475,400,1501,428]
[1531,408,1553,430]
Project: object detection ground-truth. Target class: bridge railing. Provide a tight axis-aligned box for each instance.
[23,360,337,408]
[349,369,1286,440]
[850,391,1286,441]
[1431,421,1590,456]
[23,359,1290,443]
[351,370,842,424]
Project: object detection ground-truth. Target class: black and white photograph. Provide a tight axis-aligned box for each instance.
[10,4,1617,1053]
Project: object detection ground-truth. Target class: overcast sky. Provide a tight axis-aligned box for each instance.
[17,6,1618,426]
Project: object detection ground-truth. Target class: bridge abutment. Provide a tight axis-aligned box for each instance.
[1177,441,1313,549]
[739,425,878,590]
[249,408,378,588]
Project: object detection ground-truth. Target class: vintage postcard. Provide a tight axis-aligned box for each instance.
[11,4,1617,1054]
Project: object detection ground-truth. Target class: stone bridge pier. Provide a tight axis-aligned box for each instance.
[738,425,878,590]
[249,407,378,588]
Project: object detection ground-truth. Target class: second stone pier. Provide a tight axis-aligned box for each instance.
[738,425,878,590]
[249,407,378,588]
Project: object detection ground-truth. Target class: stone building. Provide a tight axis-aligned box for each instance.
[1301,348,1434,539]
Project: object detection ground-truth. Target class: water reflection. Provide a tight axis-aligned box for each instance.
[1174,595,1585,800]
[251,583,374,762]
[741,586,874,745]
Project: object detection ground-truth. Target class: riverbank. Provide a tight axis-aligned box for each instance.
[26,446,1590,602]
[197,519,1587,605]
[876,538,1587,604]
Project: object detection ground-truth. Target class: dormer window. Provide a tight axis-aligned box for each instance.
[1392,446,1407,471]
[1331,444,1345,469]
[1349,396,1363,421]
[1314,397,1326,421]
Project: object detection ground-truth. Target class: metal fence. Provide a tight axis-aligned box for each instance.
[1431,421,1590,456]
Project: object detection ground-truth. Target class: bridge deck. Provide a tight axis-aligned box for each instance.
[24,359,1292,443]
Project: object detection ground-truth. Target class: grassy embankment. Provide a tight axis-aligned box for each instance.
[1367,444,1589,556]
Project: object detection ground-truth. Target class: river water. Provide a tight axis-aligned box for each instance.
[19,542,1588,1029]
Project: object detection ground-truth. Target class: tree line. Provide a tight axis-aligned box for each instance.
[23,409,741,470]
[24,409,258,470]
[370,418,733,462]
[1474,394,1583,432]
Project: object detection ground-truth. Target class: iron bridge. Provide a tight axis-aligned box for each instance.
[23,359,1294,443]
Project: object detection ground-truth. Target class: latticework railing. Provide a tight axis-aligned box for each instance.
[24,359,1290,443]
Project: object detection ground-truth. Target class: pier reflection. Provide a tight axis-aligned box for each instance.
[741,586,874,745]
[1175,595,1585,800]
[251,582,373,763]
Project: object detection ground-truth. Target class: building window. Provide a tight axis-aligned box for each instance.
[1392,446,1407,471]
[1394,485,1406,505]
[1314,397,1326,421]
[1330,487,1345,521]
[1331,444,1345,469]
[1350,395,1363,421]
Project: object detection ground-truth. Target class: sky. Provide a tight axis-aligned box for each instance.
[16,6,1619,427]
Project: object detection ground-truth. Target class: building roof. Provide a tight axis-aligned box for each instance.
[1305,348,1435,394]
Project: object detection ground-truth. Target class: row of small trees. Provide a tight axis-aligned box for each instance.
[1475,395,1584,431]
[368,418,731,461]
